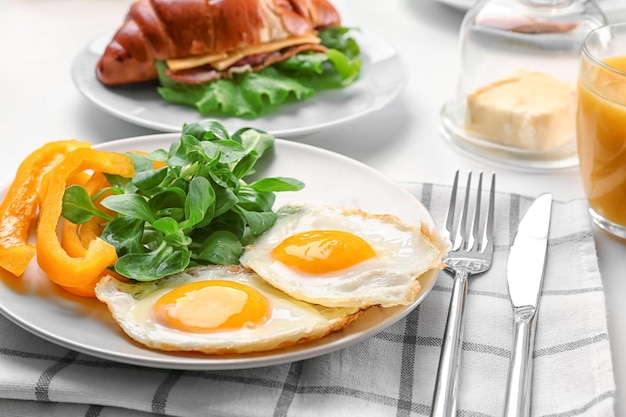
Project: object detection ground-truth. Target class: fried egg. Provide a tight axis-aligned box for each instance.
[95,265,364,354]
[239,202,450,309]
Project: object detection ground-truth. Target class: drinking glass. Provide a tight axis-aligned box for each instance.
[577,22,626,238]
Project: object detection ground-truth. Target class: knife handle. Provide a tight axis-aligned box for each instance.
[503,306,537,417]
[430,270,469,417]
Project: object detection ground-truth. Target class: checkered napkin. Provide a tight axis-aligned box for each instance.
[0,182,615,417]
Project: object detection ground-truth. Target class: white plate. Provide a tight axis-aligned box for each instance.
[434,0,624,14]
[435,0,477,10]
[71,29,408,137]
[0,134,439,370]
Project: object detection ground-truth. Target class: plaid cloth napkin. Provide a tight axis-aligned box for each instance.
[0,181,615,417]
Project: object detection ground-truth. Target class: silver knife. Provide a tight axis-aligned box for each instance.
[503,193,552,417]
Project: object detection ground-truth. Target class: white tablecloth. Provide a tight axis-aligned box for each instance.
[0,182,614,416]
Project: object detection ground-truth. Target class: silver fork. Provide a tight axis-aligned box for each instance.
[430,170,496,417]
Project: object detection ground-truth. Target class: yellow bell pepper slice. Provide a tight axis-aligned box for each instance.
[59,171,113,297]
[60,171,110,258]
[0,140,90,276]
[36,148,134,288]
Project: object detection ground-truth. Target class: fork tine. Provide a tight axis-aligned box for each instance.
[445,170,495,253]
[443,170,459,242]
[468,171,483,251]
[480,172,496,253]
[455,171,472,251]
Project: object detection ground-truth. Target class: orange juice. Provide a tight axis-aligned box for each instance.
[577,55,626,227]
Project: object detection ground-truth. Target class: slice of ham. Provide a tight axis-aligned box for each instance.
[164,43,327,84]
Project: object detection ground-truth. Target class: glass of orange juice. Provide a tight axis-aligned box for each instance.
[577,23,626,239]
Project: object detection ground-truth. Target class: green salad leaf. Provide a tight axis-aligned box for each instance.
[61,120,305,281]
[156,27,362,118]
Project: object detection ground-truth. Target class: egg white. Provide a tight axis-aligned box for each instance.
[239,202,450,309]
[95,265,365,355]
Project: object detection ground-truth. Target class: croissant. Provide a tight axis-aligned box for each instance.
[96,0,341,86]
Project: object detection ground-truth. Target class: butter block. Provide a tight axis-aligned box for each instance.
[465,69,575,151]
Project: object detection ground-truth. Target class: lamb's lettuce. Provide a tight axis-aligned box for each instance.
[61,121,305,281]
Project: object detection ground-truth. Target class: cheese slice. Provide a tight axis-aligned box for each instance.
[465,69,576,151]
[166,33,321,72]
[167,52,229,72]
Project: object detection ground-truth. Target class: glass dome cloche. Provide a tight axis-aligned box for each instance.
[440,0,606,170]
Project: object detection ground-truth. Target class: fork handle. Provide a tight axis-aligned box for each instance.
[430,270,469,417]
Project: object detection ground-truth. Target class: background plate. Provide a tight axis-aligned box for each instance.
[434,0,625,15]
[0,134,440,370]
[71,29,408,137]
[435,0,477,9]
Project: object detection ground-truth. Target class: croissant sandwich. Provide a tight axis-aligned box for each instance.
[95,0,361,118]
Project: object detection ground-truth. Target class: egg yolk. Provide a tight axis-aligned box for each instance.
[154,280,270,332]
[271,230,375,274]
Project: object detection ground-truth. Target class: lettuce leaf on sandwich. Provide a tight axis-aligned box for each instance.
[156,27,362,119]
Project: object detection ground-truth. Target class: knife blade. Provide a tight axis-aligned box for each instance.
[503,193,552,417]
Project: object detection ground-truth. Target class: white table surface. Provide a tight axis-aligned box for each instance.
[2,0,624,414]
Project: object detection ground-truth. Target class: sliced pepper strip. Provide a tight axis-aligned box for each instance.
[79,217,107,248]
[60,171,110,258]
[60,171,116,297]
[60,221,84,258]
[36,148,134,288]
[66,170,92,187]
[60,216,108,259]
[61,268,127,298]
[0,140,90,276]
